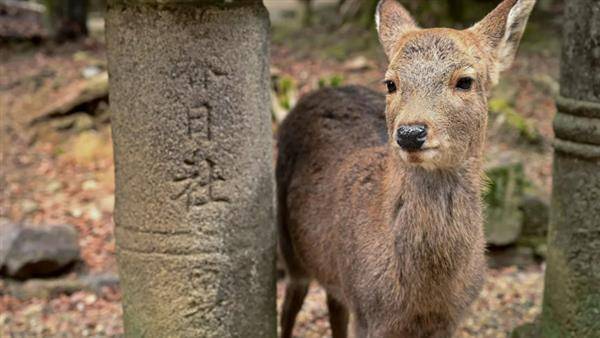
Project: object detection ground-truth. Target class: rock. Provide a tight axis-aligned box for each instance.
[517,236,548,260]
[519,195,549,238]
[487,246,537,269]
[484,160,527,246]
[510,195,550,260]
[28,72,109,125]
[3,224,81,279]
[0,219,20,271]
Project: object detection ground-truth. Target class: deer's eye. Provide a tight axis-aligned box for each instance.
[384,80,397,94]
[456,77,474,91]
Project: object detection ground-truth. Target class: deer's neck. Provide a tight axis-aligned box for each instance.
[381,150,484,278]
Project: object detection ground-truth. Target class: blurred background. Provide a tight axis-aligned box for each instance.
[1,0,562,336]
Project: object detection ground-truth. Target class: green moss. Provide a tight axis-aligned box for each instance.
[319,74,344,89]
[273,76,297,110]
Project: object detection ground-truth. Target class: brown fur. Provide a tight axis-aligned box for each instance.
[277,1,535,337]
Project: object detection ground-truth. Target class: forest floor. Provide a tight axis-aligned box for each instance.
[1,5,560,337]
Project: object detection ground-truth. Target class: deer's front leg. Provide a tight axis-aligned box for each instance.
[349,313,369,338]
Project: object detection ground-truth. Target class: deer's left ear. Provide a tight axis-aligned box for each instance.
[469,0,536,84]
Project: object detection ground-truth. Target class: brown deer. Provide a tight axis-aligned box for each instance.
[276,0,536,337]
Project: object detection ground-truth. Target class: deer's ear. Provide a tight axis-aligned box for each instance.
[470,0,536,84]
[376,0,418,59]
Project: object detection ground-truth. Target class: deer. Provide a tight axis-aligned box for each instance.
[276,0,536,337]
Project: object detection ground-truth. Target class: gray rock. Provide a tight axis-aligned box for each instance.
[28,72,108,125]
[487,246,536,269]
[0,219,21,270]
[484,160,527,246]
[3,224,81,279]
[520,195,550,238]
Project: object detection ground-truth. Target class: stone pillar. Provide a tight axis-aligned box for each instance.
[540,0,600,337]
[106,1,275,337]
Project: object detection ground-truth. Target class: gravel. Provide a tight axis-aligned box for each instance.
[1,266,543,337]
[276,266,545,338]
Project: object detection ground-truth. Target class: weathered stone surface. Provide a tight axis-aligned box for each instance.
[106,1,275,337]
[540,1,600,337]
[3,224,81,279]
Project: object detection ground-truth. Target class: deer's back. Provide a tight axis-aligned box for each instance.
[276,86,387,285]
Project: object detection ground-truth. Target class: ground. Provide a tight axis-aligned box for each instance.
[1,3,560,337]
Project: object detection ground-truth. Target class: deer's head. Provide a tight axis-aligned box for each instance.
[376,0,535,169]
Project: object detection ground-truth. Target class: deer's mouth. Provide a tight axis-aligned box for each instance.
[400,147,441,166]
[406,146,440,153]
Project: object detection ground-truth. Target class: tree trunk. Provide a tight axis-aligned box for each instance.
[106,0,276,336]
[540,0,600,337]
[300,0,313,27]
[44,0,88,41]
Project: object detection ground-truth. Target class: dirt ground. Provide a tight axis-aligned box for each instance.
[1,4,560,337]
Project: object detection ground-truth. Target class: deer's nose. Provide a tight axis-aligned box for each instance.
[396,124,428,151]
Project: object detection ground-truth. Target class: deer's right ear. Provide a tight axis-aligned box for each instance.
[376,0,418,59]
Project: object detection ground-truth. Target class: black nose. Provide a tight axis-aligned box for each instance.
[396,124,428,151]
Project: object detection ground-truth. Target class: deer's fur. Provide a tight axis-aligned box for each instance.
[277,1,535,337]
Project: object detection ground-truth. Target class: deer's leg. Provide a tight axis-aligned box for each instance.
[280,279,309,338]
[327,293,349,338]
[350,313,369,338]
